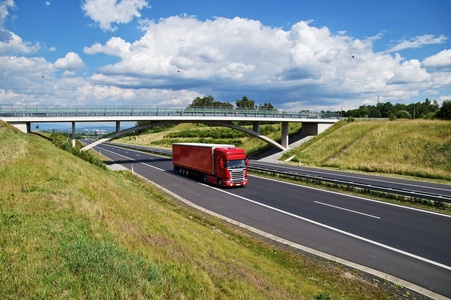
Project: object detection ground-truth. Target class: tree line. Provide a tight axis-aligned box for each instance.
[189,95,274,110]
[342,98,450,120]
[188,96,451,120]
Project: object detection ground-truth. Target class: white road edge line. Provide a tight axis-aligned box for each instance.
[101,146,450,271]
[93,145,449,300]
[251,174,451,218]
[250,161,451,193]
[100,147,165,172]
[314,201,381,219]
[202,183,451,272]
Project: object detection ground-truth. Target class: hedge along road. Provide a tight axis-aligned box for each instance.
[94,143,451,299]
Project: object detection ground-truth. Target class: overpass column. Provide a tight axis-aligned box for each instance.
[116,121,120,133]
[253,121,260,134]
[281,122,289,149]
[71,122,76,147]
[11,122,31,133]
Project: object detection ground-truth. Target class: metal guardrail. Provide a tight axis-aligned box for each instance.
[248,166,451,204]
[0,105,339,119]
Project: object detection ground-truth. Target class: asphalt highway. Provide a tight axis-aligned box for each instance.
[94,143,451,298]
[249,160,451,200]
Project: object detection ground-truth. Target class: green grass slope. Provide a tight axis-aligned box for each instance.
[0,120,401,299]
[283,119,451,181]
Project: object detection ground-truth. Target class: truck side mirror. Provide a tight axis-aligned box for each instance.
[220,159,224,168]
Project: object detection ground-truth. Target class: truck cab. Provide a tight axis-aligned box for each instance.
[214,147,248,187]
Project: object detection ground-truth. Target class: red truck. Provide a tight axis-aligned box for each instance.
[172,143,248,187]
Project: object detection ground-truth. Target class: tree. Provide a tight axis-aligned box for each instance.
[236,96,256,109]
[377,102,393,118]
[188,95,233,108]
[435,100,451,120]
[258,102,275,110]
[397,110,412,119]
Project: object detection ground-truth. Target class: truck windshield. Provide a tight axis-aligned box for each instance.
[225,159,246,169]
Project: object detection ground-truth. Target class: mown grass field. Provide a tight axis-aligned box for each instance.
[0,120,405,299]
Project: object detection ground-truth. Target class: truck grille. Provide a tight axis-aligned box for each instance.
[230,169,245,183]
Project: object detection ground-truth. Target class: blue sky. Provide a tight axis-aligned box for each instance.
[1,0,450,111]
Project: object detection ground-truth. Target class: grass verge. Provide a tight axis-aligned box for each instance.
[0,120,412,299]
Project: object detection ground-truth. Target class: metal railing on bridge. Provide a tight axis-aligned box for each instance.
[0,105,339,120]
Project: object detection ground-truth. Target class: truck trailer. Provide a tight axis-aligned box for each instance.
[172,143,248,187]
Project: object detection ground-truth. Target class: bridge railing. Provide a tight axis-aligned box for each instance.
[0,105,339,119]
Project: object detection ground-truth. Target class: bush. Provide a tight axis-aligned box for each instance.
[397,110,411,119]
[347,116,355,123]
[50,132,106,170]
[436,100,451,120]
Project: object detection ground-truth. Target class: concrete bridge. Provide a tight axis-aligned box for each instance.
[0,105,339,151]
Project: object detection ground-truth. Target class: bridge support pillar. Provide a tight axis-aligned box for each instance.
[302,122,334,135]
[253,121,260,134]
[116,121,120,133]
[281,122,289,149]
[72,122,76,147]
[12,122,31,133]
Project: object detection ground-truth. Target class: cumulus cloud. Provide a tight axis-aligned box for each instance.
[75,83,203,106]
[422,49,451,70]
[82,0,149,31]
[0,29,40,55]
[0,0,14,28]
[82,15,450,109]
[386,34,447,53]
[2,13,449,110]
[54,52,85,73]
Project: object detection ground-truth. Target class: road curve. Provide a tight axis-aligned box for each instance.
[94,143,451,298]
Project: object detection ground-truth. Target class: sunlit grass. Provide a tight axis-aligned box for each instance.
[0,120,400,299]
[288,119,451,180]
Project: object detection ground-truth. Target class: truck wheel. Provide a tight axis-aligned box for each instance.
[218,178,223,187]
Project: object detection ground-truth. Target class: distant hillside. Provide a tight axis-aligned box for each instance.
[283,119,451,180]
[0,120,399,299]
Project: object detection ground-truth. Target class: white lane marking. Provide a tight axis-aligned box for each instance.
[201,183,451,271]
[97,145,451,270]
[250,162,451,193]
[314,201,380,219]
[99,147,164,171]
[251,175,451,218]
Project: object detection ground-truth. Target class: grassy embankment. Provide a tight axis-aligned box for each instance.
[0,121,402,298]
[282,119,451,181]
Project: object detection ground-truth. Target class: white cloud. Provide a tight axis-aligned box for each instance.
[422,49,451,70]
[0,29,40,55]
[386,34,447,53]
[2,14,450,110]
[45,1,50,6]
[85,15,448,110]
[0,0,14,28]
[54,52,85,72]
[82,0,149,31]
[74,83,203,106]
[387,59,431,85]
